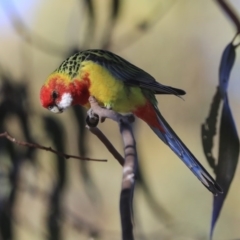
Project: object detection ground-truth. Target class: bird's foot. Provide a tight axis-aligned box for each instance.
[86,109,99,127]
[86,96,135,127]
[86,106,109,127]
[100,104,112,123]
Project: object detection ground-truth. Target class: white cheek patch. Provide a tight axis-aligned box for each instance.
[57,93,73,110]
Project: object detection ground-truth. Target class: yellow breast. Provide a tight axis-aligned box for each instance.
[79,61,146,112]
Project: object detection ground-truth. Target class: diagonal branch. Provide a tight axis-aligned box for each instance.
[87,96,137,240]
[215,0,240,33]
[0,131,106,162]
[87,126,124,166]
[87,96,135,126]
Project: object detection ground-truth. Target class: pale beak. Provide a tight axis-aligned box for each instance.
[48,105,63,114]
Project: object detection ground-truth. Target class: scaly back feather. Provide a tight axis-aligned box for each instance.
[55,50,185,96]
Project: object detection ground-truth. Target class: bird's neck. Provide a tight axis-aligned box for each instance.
[71,73,91,107]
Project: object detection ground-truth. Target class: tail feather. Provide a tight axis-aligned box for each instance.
[151,106,222,195]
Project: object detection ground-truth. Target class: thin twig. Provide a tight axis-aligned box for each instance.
[86,126,124,166]
[0,131,106,162]
[215,0,240,33]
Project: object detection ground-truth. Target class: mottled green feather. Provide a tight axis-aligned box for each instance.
[56,49,185,96]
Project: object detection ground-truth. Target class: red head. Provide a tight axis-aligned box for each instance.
[40,72,90,113]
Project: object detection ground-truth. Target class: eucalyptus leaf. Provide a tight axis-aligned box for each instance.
[210,96,239,239]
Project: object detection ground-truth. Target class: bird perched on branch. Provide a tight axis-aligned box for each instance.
[40,49,222,195]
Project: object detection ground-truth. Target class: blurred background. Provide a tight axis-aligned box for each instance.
[0,0,240,239]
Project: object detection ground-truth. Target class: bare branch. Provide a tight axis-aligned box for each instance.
[215,0,240,32]
[87,96,137,240]
[87,96,135,126]
[86,126,124,166]
[0,131,106,162]
[119,121,137,240]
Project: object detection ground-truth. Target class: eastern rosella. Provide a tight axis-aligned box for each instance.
[40,49,222,195]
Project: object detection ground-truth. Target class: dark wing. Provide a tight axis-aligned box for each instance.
[83,49,186,96]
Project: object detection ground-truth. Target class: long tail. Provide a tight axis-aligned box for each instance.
[134,101,222,195]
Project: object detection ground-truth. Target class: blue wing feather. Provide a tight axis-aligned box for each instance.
[151,106,222,195]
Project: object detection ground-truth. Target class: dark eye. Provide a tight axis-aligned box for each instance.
[52,91,58,99]
[48,105,53,110]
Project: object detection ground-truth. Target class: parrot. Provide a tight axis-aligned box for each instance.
[40,49,222,195]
